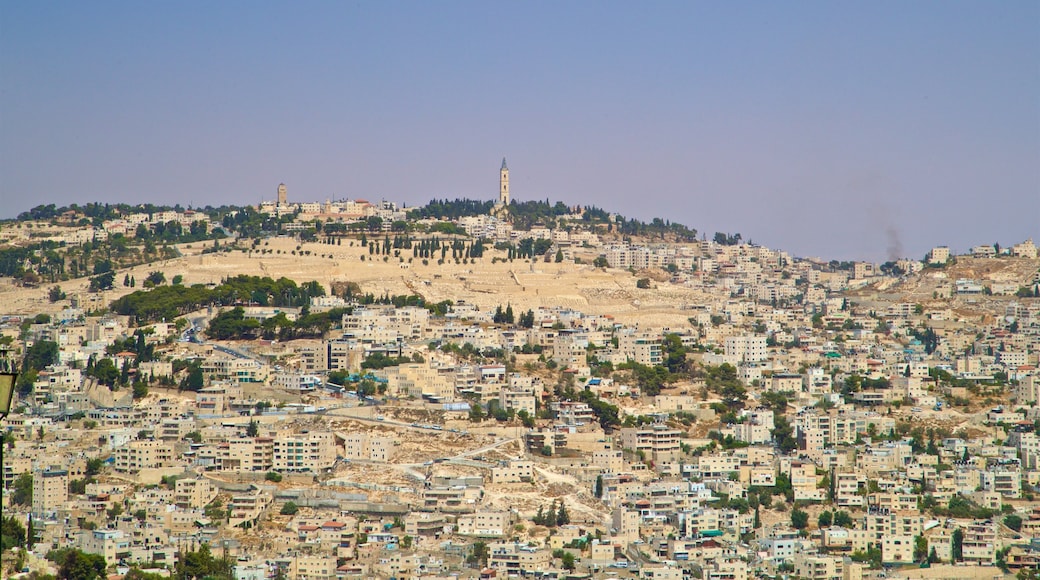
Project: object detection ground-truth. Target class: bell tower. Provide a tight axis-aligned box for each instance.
[499,158,509,205]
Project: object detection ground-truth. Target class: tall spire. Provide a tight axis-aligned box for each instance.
[499,158,510,206]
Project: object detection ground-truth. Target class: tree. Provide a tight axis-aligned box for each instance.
[952,527,963,562]
[636,278,651,289]
[280,502,298,515]
[467,541,489,568]
[88,358,119,386]
[56,548,107,580]
[791,508,809,530]
[771,415,798,454]
[12,473,32,506]
[595,475,604,498]
[176,544,227,580]
[833,510,853,527]
[818,510,832,528]
[914,535,928,562]
[1,515,26,551]
[48,285,66,302]
[143,271,166,288]
[265,471,283,483]
[85,458,104,477]
[246,420,259,437]
[1004,514,1023,532]
[560,551,576,571]
[555,249,564,263]
[181,364,204,391]
[556,502,570,526]
[593,256,608,268]
[89,271,115,292]
[24,340,59,372]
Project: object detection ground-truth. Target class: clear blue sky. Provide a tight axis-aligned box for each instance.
[2,1,1037,260]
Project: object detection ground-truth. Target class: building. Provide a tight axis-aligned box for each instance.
[174,477,218,509]
[341,432,394,462]
[725,336,767,363]
[619,425,682,462]
[928,246,950,264]
[32,467,69,516]
[499,158,510,205]
[456,511,510,537]
[490,461,533,484]
[273,431,337,472]
[217,437,274,472]
[115,439,175,474]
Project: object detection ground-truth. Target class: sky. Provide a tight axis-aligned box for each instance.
[1,1,1037,261]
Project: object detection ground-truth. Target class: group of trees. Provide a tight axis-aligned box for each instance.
[615,216,697,241]
[111,275,326,324]
[713,232,743,246]
[531,499,570,527]
[408,198,495,220]
[46,547,107,580]
[208,305,351,341]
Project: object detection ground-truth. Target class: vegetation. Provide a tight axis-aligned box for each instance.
[46,547,107,580]
[111,275,327,324]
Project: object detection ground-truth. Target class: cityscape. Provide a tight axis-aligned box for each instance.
[0,165,1038,580]
[1,3,1038,580]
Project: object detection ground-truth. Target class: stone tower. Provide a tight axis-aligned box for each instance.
[277,183,287,205]
[499,158,509,206]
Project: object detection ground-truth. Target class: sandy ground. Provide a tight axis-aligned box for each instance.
[0,236,712,329]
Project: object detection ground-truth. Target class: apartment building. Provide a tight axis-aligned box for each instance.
[217,437,274,472]
[490,461,533,484]
[619,425,682,462]
[618,331,663,366]
[342,305,429,343]
[79,529,130,566]
[201,356,267,384]
[732,409,774,444]
[174,477,218,509]
[381,362,455,399]
[928,246,950,264]
[341,432,394,462]
[115,439,175,474]
[273,431,336,472]
[725,335,767,363]
[792,553,844,580]
[487,542,552,576]
[32,466,69,516]
[456,511,510,537]
[229,486,273,527]
[497,386,536,416]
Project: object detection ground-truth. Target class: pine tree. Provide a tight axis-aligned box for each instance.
[556,502,570,526]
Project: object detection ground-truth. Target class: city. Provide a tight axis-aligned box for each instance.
[0,178,1037,580]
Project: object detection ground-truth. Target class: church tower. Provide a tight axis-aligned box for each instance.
[499,158,510,205]
[277,183,287,206]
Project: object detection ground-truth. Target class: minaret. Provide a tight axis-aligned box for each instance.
[499,158,510,205]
